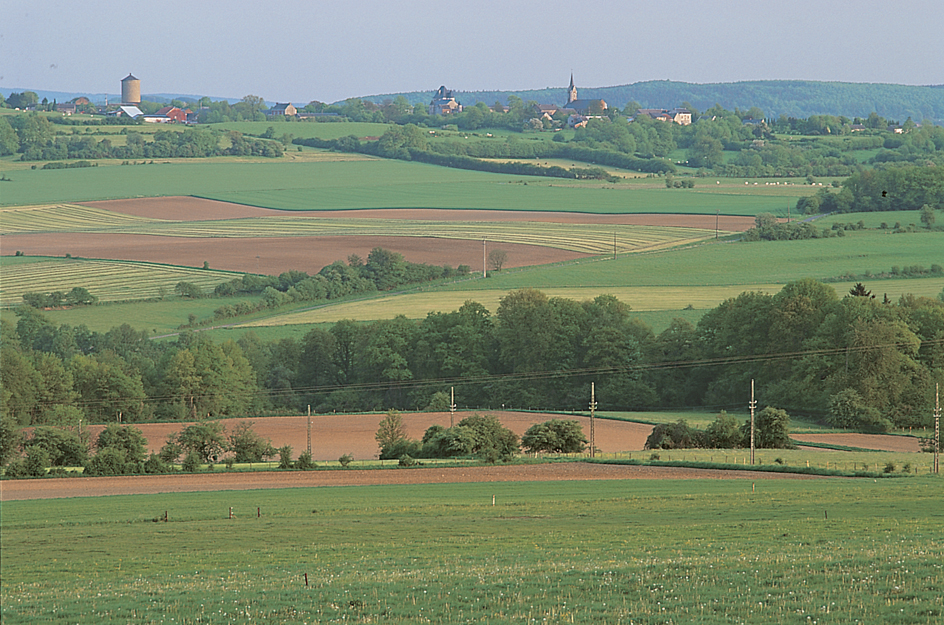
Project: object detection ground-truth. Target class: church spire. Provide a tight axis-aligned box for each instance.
[567,73,577,104]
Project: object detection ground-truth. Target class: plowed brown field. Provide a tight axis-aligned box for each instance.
[1,197,756,273]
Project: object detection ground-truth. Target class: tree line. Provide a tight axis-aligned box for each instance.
[3,281,943,441]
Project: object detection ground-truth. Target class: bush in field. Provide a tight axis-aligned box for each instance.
[295,450,315,470]
[338,454,353,467]
[277,445,293,469]
[143,453,172,474]
[422,426,476,458]
[181,451,202,472]
[380,438,423,460]
[228,421,275,462]
[521,419,587,453]
[26,426,88,466]
[705,411,742,448]
[456,414,519,461]
[741,407,795,449]
[84,447,134,476]
[96,424,148,463]
[23,445,51,476]
[159,433,183,463]
[645,420,706,450]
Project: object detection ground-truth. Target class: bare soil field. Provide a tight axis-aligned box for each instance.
[792,433,922,453]
[85,411,654,462]
[0,463,822,502]
[80,197,759,231]
[3,233,586,275]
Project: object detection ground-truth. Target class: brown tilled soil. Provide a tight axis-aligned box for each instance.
[3,234,588,275]
[84,412,653,462]
[791,433,922,453]
[80,197,759,231]
[0,463,822,502]
[4,197,758,274]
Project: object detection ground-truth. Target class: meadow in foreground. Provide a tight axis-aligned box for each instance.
[2,477,941,624]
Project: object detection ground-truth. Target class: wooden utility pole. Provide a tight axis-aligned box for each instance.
[589,382,597,458]
[307,405,312,456]
[482,239,487,278]
[934,383,940,474]
[450,386,456,427]
[749,379,756,465]
[715,209,720,239]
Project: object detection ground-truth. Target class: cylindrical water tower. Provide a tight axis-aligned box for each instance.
[121,74,141,104]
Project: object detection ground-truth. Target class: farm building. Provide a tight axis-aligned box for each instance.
[636,108,692,125]
[267,103,298,118]
[142,106,188,123]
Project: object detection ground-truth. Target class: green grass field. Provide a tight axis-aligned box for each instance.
[0,258,241,307]
[0,157,800,216]
[2,477,941,624]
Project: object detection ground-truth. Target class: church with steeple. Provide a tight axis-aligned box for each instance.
[563,74,608,116]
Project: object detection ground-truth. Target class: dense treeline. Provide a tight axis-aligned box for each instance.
[3,283,943,449]
[0,115,283,160]
[210,248,470,320]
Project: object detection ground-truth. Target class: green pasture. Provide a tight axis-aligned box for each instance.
[2,478,941,624]
[448,229,944,289]
[0,258,241,307]
[0,295,264,334]
[0,158,800,215]
[816,209,933,229]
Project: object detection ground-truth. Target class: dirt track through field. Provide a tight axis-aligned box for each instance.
[0,463,823,502]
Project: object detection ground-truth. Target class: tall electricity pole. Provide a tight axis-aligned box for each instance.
[749,379,756,465]
[450,386,456,427]
[589,382,597,458]
[482,239,487,278]
[307,405,311,456]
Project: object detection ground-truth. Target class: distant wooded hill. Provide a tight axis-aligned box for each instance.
[359,80,944,124]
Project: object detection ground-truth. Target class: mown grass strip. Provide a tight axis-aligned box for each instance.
[0,259,243,306]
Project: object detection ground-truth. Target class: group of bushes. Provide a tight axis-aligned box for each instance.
[2,420,290,478]
[22,287,97,308]
[644,409,794,450]
[376,411,589,465]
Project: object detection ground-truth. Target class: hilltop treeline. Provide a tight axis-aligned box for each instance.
[3,282,943,444]
[359,80,944,125]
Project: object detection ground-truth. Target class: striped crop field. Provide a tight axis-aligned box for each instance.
[1,206,726,254]
[0,259,243,306]
[0,204,165,234]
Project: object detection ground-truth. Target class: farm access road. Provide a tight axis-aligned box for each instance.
[0,463,823,502]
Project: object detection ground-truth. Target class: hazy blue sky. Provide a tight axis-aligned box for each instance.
[3,0,942,103]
